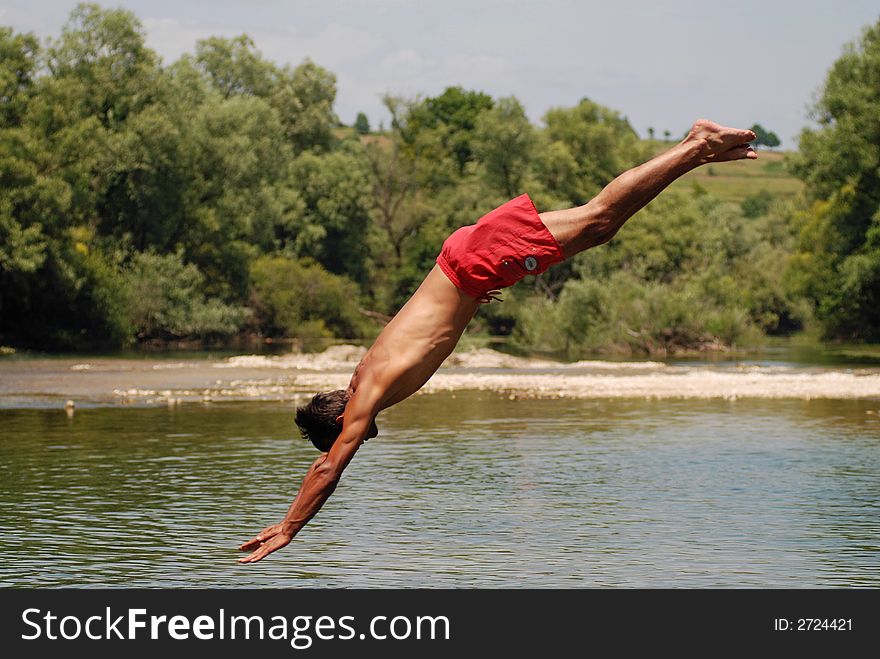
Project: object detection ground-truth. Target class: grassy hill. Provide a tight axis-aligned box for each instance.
[655,143,803,203]
[342,131,803,205]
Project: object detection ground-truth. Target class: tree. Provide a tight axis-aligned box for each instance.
[647,127,655,140]
[750,123,781,149]
[472,96,535,198]
[250,256,365,339]
[0,6,164,348]
[788,19,880,339]
[270,59,338,152]
[0,2,816,353]
[750,123,768,145]
[288,142,375,283]
[125,251,245,339]
[363,111,418,265]
[539,98,645,204]
[0,27,39,127]
[190,36,338,153]
[400,86,493,174]
[192,34,274,99]
[354,112,370,134]
[179,93,295,299]
[45,3,162,128]
[0,27,44,277]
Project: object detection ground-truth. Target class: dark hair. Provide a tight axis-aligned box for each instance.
[295,390,349,452]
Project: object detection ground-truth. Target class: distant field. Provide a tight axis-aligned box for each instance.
[339,130,803,204]
[651,143,804,203]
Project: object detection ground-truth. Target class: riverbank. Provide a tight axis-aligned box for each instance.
[2,345,880,409]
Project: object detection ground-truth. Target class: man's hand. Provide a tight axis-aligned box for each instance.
[234,389,375,566]
[687,119,758,164]
[238,523,292,564]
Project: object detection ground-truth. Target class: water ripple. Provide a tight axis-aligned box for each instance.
[1,396,878,587]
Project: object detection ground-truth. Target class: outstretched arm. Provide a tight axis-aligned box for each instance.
[238,392,376,564]
[539,120,757,257]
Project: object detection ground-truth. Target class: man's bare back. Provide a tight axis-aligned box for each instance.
[349,265,482,413]
[238,119,757,563]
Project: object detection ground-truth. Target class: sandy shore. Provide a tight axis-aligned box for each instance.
[2,345,880,407]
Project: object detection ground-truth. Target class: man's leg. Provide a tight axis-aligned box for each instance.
[539,120,757,258]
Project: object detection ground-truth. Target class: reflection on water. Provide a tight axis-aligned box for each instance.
[1,395,878,587]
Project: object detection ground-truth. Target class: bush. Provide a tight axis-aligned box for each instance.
[250,256,367,338]
[508,269,765,357]
[555,278,612,351]
[125,251,246,339]
[819,249,880,340]
[74,249,133,348]
[741,191,773,218]
[509,294,563,354]
[0,240,133,350]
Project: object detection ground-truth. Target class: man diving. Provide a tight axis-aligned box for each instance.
[238,119,757,563]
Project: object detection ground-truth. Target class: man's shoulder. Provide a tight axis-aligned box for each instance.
[349,356,391,402]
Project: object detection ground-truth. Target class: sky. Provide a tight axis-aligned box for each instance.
[2,1,878,148]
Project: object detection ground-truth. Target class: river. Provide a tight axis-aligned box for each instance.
[1,346,878,587]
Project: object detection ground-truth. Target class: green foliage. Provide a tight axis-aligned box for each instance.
[75,248,132,347]
[750,123,781,149]
[354,112,370,135]
[189,35,337,153]
[399,86,494,174]
[741,190,773,218]
[270,59,338,153]
[818,248,880,340]
[788,18,880,340]
[505,192,803,356]
[0,199,46,273]
[540,98,647,204]
[3,3,870,353]
[0,27,39,127]
[193,34,275,98]
[46,3,162,128]
[125,251,246,339]
[250,256,366,338]
[288,143,375,283]
[0,233,131,349]
[473,97,535,198]
[555,278,612,350]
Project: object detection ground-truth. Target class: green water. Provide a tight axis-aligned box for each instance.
[1,394,878,587]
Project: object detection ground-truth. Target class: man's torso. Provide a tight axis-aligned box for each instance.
[348,265,482,412]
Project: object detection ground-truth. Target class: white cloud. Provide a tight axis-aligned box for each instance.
[142,17,233,63]
[262,22,385,69]
[375,49,516,94]
[330,48,524,127]
[0,5,60,35]
[4,0,874,146]
[142,16,385,70]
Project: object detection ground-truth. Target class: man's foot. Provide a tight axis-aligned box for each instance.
[686,119,758,164]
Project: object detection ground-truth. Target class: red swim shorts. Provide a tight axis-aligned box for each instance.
[436,194,565,300]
